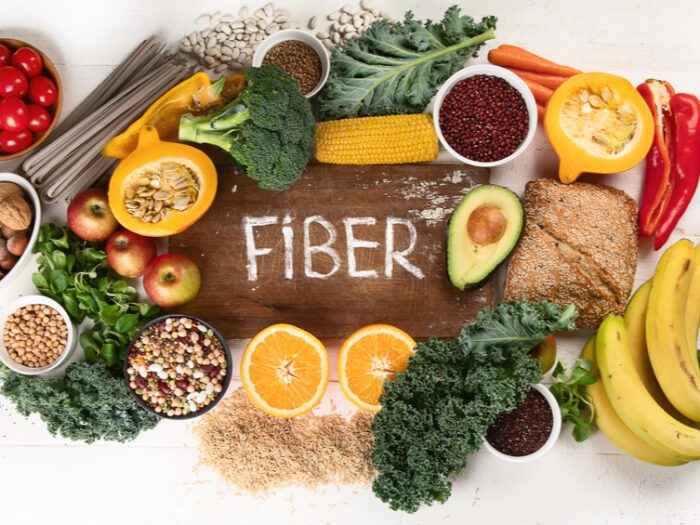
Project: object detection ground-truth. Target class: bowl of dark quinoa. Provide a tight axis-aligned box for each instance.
[483,383,561,462]
[433,64,538,168]
[123,314,232,420]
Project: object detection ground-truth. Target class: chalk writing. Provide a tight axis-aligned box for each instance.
[242,215,425,281]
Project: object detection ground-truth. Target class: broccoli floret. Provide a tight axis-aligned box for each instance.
[179,65,315,191]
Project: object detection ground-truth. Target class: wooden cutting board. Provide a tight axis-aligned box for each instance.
[170,163,493,339]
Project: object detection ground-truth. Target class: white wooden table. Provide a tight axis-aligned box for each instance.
[1,1,700,523]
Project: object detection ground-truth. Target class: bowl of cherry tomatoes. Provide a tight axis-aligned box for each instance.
[0,38,62,160]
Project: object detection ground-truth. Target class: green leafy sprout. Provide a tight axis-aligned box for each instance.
[549,358,596,442]
[31,223,159,370]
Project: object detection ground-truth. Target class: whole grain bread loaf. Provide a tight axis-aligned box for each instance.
[503,178,638,328]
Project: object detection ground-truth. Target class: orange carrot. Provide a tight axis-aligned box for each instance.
[506,67,568,90]
[537,104,545,122]
[522,78,553,105]
[488,45,581,77]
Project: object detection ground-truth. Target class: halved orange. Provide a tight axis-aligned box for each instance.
[338,324,416,412]
[241,324,329,418]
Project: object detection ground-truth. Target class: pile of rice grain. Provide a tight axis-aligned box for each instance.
[195,389,376,492]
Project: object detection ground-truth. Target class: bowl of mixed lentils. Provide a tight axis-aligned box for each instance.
[124,314,232,419]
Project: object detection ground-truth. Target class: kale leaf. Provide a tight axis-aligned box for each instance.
[371,301,577,513]
[319,6,497,120]
[0,361,158,443]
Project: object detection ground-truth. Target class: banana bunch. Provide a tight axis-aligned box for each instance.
[583,239,700,466]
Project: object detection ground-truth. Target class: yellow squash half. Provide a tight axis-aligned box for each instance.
[108,126,217,237]
[545,72,653,184]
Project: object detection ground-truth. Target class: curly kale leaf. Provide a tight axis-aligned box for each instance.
[371,301,577,513]
[319,6,497,120]
[0,362,158,443]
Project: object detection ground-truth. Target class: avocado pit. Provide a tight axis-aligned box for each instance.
[467,205,508,246]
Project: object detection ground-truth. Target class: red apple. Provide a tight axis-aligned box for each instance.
[143,254,201,308]
[67,188,118,242]
[106,229,157,278]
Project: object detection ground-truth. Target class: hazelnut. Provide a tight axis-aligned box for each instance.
[0,254,17,271]
[1,225,27,239]
[7,235,28,257]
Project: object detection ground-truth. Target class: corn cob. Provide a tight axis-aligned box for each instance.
[315,114,439,165]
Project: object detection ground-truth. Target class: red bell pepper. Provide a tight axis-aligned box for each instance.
[654,93,700,250]
[637,80,676,236]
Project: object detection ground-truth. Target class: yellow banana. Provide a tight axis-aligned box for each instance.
[597,314,700,461]
[646,239,700,421]
[582,336,685,466]
[624,281,688,421]
[686,244,700,360]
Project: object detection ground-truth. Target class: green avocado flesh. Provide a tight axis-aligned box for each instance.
[447,184,523,290]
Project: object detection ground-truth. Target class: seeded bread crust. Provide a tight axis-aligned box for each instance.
[503,178,638,328]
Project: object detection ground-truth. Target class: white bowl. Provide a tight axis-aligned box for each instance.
[483,383,562,463]
[252,29,330,98]
[0,295,77,376]
[433,64,538,168]
[0,173,41,289]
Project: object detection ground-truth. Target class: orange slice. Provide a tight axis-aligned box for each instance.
[338,324,416,412]
[241,324,329,418]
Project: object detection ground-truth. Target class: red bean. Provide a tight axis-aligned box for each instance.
[439,75,529,162]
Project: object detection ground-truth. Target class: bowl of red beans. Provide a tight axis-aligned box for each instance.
[433,64,537,167]
[0,38,62,160]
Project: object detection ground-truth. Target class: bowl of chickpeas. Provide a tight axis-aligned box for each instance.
[0,295,76,375]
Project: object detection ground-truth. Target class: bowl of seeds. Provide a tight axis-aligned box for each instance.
[124,314,232,419]
[482,383,562,463]
[0,295,76,375]
[252,29,330,98]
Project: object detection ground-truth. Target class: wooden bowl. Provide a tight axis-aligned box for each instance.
[0,38,63,160]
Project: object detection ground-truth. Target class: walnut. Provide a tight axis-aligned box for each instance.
[0,182,24,201]
[0,195,32,230]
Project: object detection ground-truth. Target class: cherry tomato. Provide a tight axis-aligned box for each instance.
[0,66,28,97]
[26,104,51,132]
[28,75,57,106]
[0,129,33,153]
[0,97,29,132]
[10,47,43,78]
[0,44,10,67]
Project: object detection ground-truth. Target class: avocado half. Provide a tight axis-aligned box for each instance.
[447,185,523,290]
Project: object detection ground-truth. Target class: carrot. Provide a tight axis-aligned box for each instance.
[488,45,581,77]
[505,67,568,90]
[537,104,545,122]
[522,78,553,105]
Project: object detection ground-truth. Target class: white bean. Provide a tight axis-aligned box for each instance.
[263,3,274,17]
[238,6,249,18]
[196,14,211,26]
[360,0,373,10]
[328,11,340,21]
[308,16,318,29]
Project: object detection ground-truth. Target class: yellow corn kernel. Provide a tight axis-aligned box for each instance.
[315,114,439,165]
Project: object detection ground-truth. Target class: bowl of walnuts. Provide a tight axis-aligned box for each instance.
[0,294,76,375]
[0,173,39,286]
